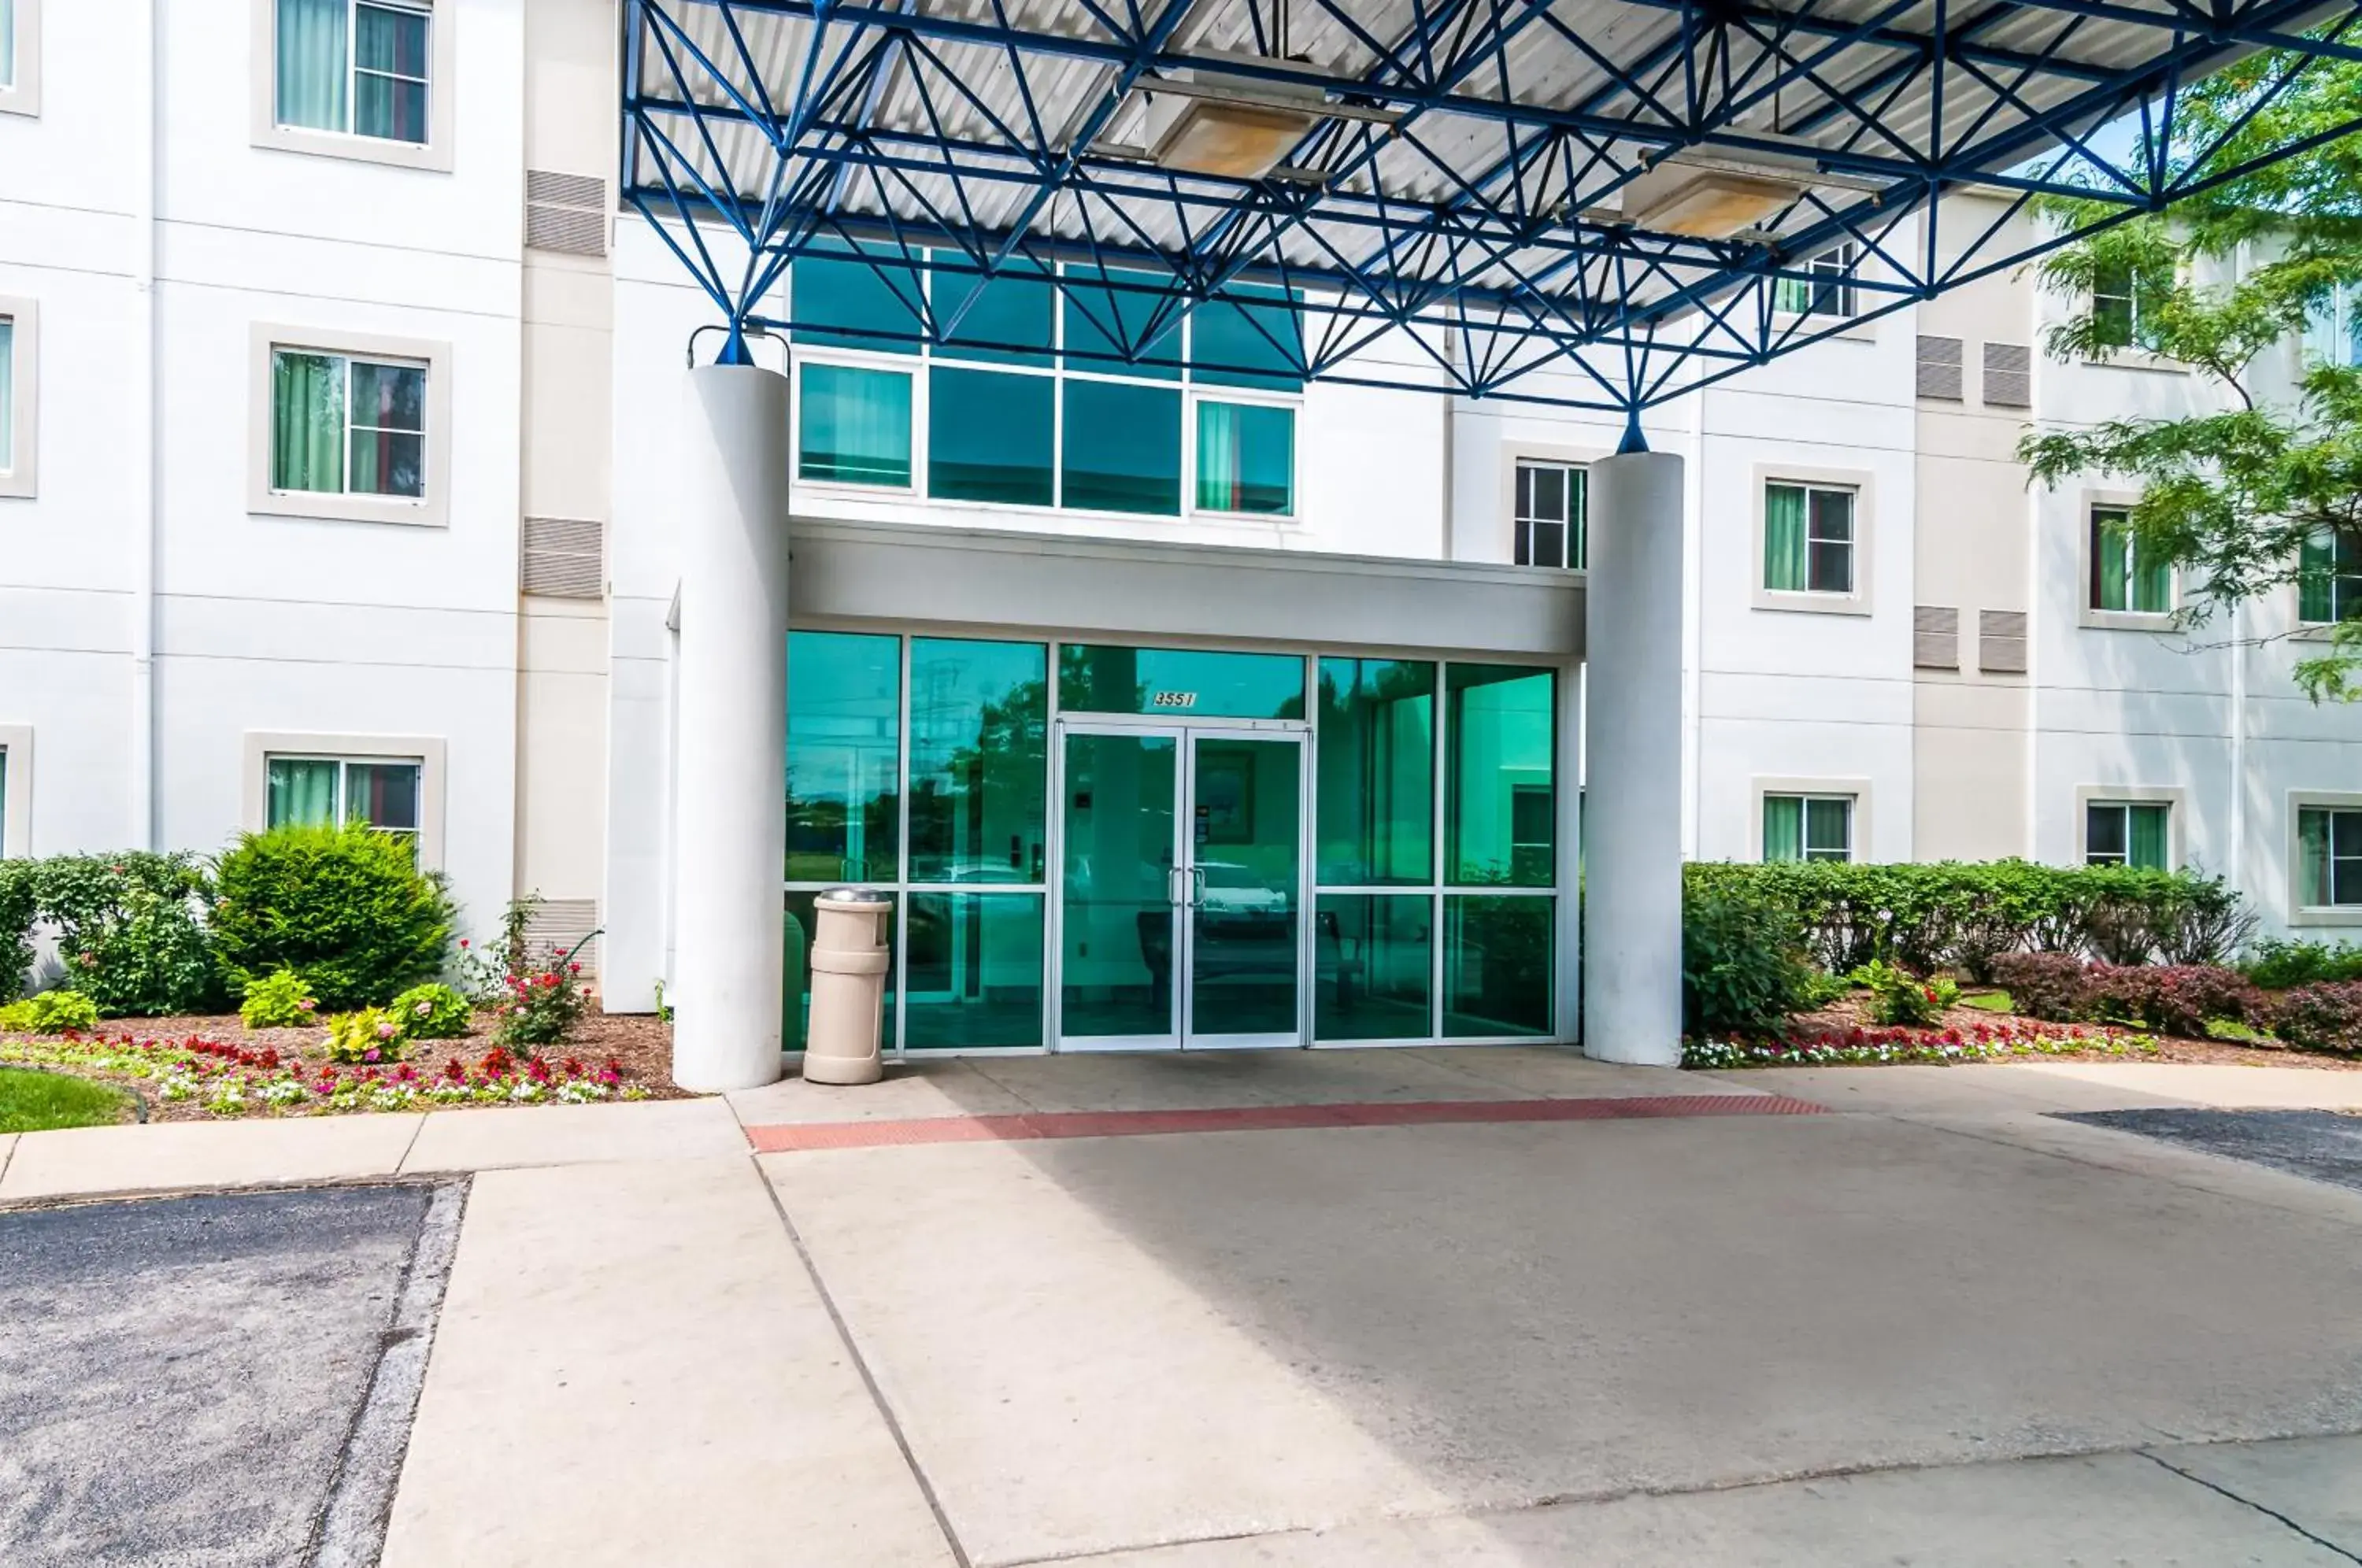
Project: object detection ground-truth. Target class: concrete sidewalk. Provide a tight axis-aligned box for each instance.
[6,1050,2362,1566]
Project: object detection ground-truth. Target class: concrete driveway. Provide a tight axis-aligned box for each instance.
[6,1051,2361,1566]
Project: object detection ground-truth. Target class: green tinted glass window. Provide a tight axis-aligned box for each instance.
[784,891,897,1051]
[1196,401,1294,515]
[929,367,1054,505]
[905,892,1045,1048]
[1446,664,1555,886]
[908,638,1048,884]
[1315,894,1432,1041]
[798,363,913,486]
[935,258,1054,368]
[786,631,901,882]
[1061,265,1183,379]
[1190,287,1305,390]
[1442,895,1553,1037]
[790,243,924,353]
[1316,658,1435,886]
[1058,645,1305,719]
[1062,380,1182,515]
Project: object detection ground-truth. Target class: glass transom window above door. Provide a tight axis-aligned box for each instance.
[276,0,431,144]
[783,244,1299,520]
[1057,645,1305,720]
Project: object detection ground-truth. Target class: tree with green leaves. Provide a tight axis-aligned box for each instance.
[2018,53,2362,699]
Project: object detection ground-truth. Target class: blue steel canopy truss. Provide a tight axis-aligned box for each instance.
[624,0,2362,413]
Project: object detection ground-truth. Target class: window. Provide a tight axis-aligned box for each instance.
[1764,483,1854,594]
[1514,461,1586,568]
[2299,530,2362,625]
[266,756,422,841]
[274,0,429,143]
[269,348,426,499]
[1764,794,1852,862]
[1775,244,1856,318]
[2091,261,2166,348]
[0,298,31,498]
[1445,664,1555,886]
[2086,801,2171,869]
[0,727,24,860]
[2304,281,2362,369]
[0,0,38,115]
[2090,506,2172,616]
[2298,807,2362,909]
[787,246,1299,518]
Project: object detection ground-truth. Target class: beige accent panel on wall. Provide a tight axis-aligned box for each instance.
[516,608,610,902]
[1913,684,2031,860]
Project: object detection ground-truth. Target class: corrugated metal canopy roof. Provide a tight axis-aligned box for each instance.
[624,0,2362,409]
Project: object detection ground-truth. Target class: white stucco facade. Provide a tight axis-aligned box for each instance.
[3,4,2359,1060]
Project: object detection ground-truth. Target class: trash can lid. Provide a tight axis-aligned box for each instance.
[820,886,891,904]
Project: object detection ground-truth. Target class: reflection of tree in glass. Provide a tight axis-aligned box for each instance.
[1057,645,1148,714]
[909,676,1048,879]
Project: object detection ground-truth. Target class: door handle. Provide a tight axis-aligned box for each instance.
[1168,866,1187,906]
[1188,867,1207,908]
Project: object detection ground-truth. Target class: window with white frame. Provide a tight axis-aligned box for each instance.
[2299,529,2362,625]
[0,0,35,114]
[0,298,30,500]
[1,0,17,93]
[1774,243,1857,318]
[1764,793,1853,862]
[274,0,430,144]
[1513,460,1585,569]
[0,310,15,478]
[0,743,10,856]
[265,755,421,841]
[268,346,426,499]
[1764,481,1855,594]
[2305,280,2362,368]
[2091,260,2168,348]
[2086,800,2171,869]
[2090,505,2172,616]
[787,246,1301,520]
[2297,806,2362,909]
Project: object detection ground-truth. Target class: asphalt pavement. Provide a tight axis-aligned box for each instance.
[0,1182,463,1568]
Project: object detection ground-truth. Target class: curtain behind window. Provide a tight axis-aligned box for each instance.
[2299,809,2331,906]
[1764,484,1809,590]
[1762,797,1802,862]
[267,759,340,828]
[1,0,14,91]
[1804,797,1851,860]
[1197,401,1243,511]
[272,352,346,493]
[2300,532,2342,622]
[2127,804,2169,870]
[277,0,350,131]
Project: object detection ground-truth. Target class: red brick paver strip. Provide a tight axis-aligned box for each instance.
[744,1093,1826,1153]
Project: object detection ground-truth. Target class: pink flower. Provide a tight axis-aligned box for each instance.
[459,939,470,949]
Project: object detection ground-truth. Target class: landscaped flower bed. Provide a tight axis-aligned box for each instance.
[1686,1019,2154,1071]
[0,1012,682,1122]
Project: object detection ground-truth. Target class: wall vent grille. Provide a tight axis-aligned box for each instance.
[525,170,608,257]
[1983,342,2032,407]
[521,516,605,599]
[1915,336,1964,400]
[522,898,601,977]
[1913,605,1960,668]
[1979,608,2030,673]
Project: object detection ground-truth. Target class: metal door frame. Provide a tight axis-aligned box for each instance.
[1049,719,1312,1052]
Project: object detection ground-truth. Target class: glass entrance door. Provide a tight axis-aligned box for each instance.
[1056,726,1305,1050]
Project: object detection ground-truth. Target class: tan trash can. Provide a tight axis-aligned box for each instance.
[802,889,890,1085]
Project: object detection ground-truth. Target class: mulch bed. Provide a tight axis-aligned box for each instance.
[0,1011,689,1123]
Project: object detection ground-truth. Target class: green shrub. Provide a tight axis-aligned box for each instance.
[1682,884,1831,1038]
[239,969,319,1030]
[211,825,455,1011]
[1853,960,1959,1026]
[323,1007,407,1063]
[29,854,219,1017]
[391,982,472,1040]
[0,989,102,1034]
[2241,938,2362,990]
[2270,982,2362,1052]
[1680,861,2256,979]
[0,861,36,1002]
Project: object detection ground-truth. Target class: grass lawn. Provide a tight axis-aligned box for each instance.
[1960,989,2015,1013]
[0,1067,138,1133]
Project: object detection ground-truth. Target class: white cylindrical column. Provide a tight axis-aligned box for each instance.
[1582,448,1686,1066]
[672,363,791,1091]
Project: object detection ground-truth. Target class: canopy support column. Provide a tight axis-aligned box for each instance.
[672,364,791,1091]
[1582,449,1685,1067]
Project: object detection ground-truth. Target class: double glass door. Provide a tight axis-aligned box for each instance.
[1057,725,1304,1049]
